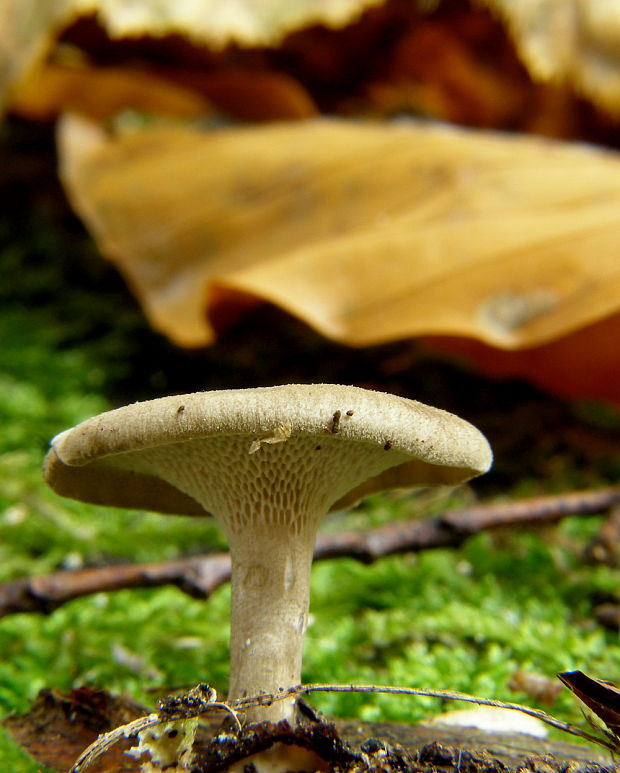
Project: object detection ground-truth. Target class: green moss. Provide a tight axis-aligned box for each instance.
[303,531,620,725]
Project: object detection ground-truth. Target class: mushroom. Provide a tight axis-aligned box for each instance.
[43,384,492,725]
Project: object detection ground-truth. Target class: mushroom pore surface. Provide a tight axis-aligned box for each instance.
[98,432,415,534]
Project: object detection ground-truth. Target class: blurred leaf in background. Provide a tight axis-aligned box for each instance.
[3,0,620,407]
[481,0,620,116]
[57,114,620,406]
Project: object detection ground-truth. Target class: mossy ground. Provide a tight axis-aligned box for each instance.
[1,119,620,771]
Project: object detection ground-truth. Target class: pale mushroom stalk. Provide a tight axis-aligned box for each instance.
[44,384,493,728]
[226,525,316,720]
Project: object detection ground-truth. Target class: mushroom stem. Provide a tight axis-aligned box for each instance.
[226,524,317,724]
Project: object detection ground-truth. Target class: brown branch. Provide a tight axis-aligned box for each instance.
[0,554,232,616]
[440,487,620,532]
[314,486,620,560]
[2,486,619,618]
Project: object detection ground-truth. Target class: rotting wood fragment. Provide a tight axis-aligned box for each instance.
[190,715,616,773]
[2,687,146,771]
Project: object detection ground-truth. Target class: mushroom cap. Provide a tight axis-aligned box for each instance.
[43,384,492,516]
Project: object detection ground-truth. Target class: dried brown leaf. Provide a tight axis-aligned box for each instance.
[59,116,620,393]
[0,0,382,110]
[481,0,620,115]
[423,313,620,405]
[77,0,383,46]
[10,62,210,121]
[0,0,74,110]
[183,70,318,122]
[558,670,620,740]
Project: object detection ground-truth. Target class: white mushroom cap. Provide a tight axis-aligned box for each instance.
[43,384,492,723]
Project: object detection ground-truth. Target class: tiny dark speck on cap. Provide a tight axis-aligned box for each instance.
[330,410,342,433]
[176,405,185,415]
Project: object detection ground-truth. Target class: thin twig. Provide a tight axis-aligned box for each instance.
[297,684,616,751]
[3,487,619,618]
[68,679,618,773]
